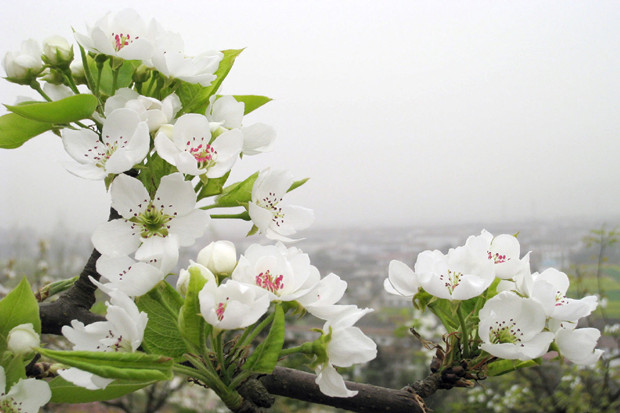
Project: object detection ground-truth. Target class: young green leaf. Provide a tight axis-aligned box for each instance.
[486,358,541,376]
[242,305,285,374]
[49,376,156,403]
[5,94,97,124]
[231,95,272,115]
[288,177,309,193]
[38,348,173,382]
[215,172,259,207]
[0,113,53,149]
[178,270,209,352]
[197,171,230,200]
[135,281,187,360]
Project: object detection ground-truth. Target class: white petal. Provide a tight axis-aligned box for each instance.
[92,219,141,256]
[315,364,357,398]
[110,174,150,218]
[155,173,197,216]
[58,368,114,390]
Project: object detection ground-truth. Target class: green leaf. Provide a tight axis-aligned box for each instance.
[135,281,187,360]
[39,348,173,381]
[427,298,460,332]
[1,353,26,389]
[178,270,209,352]
[49,376,156,403]
[178,49,244,114]
[288,177,309,193]
[197,171,230,200]
[0,113,54,149]
[87,56,140,96]
[486,358,541,376]
[231,95,272,115]
[0,278,40,353]
[5,94,98,124]
[215,172,259,207]
[243,305,285,374]
[138,152,176,197]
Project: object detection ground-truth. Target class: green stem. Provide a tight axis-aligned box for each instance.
[241,311,275,348]
[200,204,220,210]
[95,60,104,98]
[279,343,313,357]
[61,69,81,94]
[111,66,120,95]
[457,303,471,359]
[210,212,251,220]
[78,45,96,93]
[30,81,52,102]
[214,332,232,384]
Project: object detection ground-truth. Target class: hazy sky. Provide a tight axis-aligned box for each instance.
[1,0,619,237]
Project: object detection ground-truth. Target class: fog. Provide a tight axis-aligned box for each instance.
[1,0,619,237]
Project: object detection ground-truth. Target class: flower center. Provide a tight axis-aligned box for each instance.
[0,395,23,413]
[489,318,524,345]
[255,270,285,294]
[555,290,568,307]
[128,200,174,238]
[488,251,510,264]
[112,32,137,52]
[83,135,130,170]
[257,192,285,227]
[439,269,462,295]
[187,140,217,169]
[216,298,229,321]
[97,329,131,352]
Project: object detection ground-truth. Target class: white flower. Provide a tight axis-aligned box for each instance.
[101,88,181,133]
[196,241,237,275]
[555,326,603,365]
[475,231,530,280]
[231,242,320,302]
[297,273,348,320]
[528,268,598,322]
[478,291,554,361]
[415,245,495,301]
[150,31,222,86]
[60,289,148,390]
[96,255,166,297]
[314,306,377,398]
[207,95,276,155]
[74,9,158,60]
[92,173,210,268]
[177,261,217,296]
[249,169,314,242]
[0,366,51,413]
[198,279,270,330]
[42,35,73,66]
[7,323,39,354]
[154,113,243,177]
[2,39,43,82]
[383,259,420,298]
[62,108,150,180]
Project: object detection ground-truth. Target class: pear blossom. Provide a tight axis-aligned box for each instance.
[62,108,150,179]
[471,230,531,280]
[231,242,320,302]
[198,279,270,330]
[249,169,314,242]
[555,325,603,365]
[96,255,165,297]
[414,245,495,301]
[197,241,237,276]
[527,268,598,322]
[60,289,148,389]
[384,259,420,298]
[478,291,554,361]
[74,9,158,61]
[2,39,43,83]
[177,261,217,296]
[0,366,51,413]
[297,273,348,320]
[314,306,377,397]
[207,95,276,155]
[154,113,243,177]
[92,173,210,268]
[150,31,222,86]
[7,323,39,354]
[100,88,181,133]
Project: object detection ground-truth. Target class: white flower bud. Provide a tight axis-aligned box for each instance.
[42,35,73,66]
[70,59,86,84]
[197,241,237,275]
[2,39,43,83]
[7,323,40,354]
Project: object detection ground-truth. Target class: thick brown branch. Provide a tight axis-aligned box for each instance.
[258,367,428,413]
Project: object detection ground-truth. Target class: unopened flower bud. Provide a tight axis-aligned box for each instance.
[3,39,43,84]
[42,35,73,67]
[70,60,86,84]
[177,262,216,296]
[197,241,237,275]
[7,323,40,354]
[133,64,151,83]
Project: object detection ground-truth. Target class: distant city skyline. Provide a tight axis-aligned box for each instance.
[1,0,619,236]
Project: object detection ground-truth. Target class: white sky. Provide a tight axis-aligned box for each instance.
[1,0,619,236]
